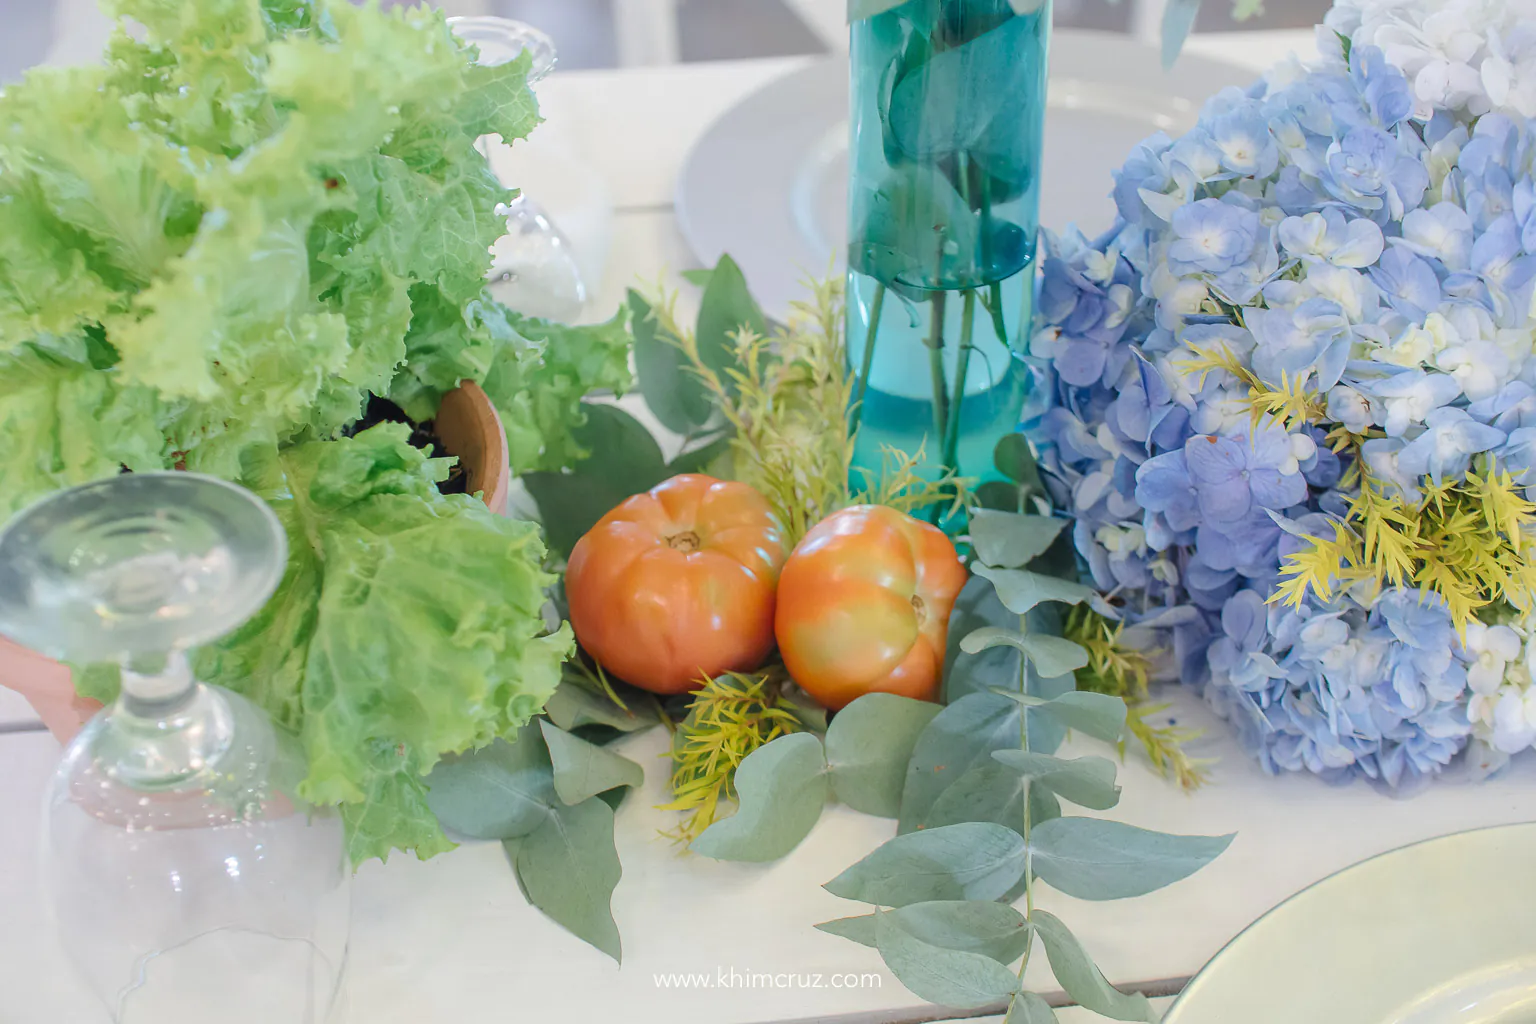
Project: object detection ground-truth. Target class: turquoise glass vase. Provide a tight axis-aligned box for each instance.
[847,0,1051,492]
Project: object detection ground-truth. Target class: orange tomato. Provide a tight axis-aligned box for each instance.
[565,474,787,695]
[775,505,968,711]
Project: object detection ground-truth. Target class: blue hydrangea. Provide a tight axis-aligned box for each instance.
[1025,36,1536,787]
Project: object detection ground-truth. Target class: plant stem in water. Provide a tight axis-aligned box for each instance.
[942,290,976,474]
[849,282,886,437]
[925,289,949,455]
[977,167,1011,346]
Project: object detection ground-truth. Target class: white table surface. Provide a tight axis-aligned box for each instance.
[15,26,1528,1024]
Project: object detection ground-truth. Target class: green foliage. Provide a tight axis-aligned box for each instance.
[662,671,810,841]
[817,510,1231,1021]
[540,719,644,805]
[973,564,1097,616]
[825,823,1029,906]
[824,693,941,817]
[873,911,1022,1009]
[1031,818,1233,901]
[817,900,1032,965]
[991,751,1121,811]
[690,732,829,862]
[1032,911,1157,1022]
[1066,604,1211,790]
[423,716,640,961]
[201,426,571,863]
[521,401,724,559]
[969,510,1069,570]
[0,0,632,863]
[512,797,624,962]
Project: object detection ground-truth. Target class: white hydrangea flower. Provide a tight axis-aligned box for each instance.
[1326,0,1536,120]
[1466,618,1536,754]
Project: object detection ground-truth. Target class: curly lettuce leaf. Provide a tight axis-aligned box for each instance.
[392,301,634,474]
[0,0,541,484]
[492,311,634,474]
[0,344,164,517]
[197,424,571,862]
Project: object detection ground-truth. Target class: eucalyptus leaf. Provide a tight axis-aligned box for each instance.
[1008,0,1049,13]
[824,822,1027,907]
[973,565,1096,615]
[424,723,554,840]
[1162,0,1203,68]
[544,674,656,734]
[1032,911,1156,1022]
[922,762,1061,838]
[961,629,1088,678]
[514,797,624,963]
[826,693,941,817]
[668,433,733,476]
[899,692,1023,833]
[943,578,1075,738]
[817,900,1032,965]
[522,403,668,558]
[875,913,1022,1010]
[975,479,1025,512]
[538,719,644,806]
[1030,818,1235,901]
[1018,635,1089,677]
[991,751,1121,811]
[693,254,766,394]
[1034,691,1129,744]
[970,511,1068,570]
[853,164,978,290]
[681,268,715,288]
[888,16,1038,160]
[1006,991,1059,1023]
[630,289,712,434]
[994,432,1042,491]
[691,733,829,862]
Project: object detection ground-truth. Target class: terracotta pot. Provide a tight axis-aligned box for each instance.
[0,382,512,743]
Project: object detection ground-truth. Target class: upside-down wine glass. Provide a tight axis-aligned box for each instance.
[450,15,589,322]
[0,473,350,1023]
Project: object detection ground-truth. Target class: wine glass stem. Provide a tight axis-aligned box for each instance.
[103,652,236,788]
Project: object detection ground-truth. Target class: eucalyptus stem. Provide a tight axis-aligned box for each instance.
[1015,611,1036,990]
[848,281,886,436]
[942,289,976,474]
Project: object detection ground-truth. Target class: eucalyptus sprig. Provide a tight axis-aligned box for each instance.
[689,510,1233,1019]
[818,510,1232,1020]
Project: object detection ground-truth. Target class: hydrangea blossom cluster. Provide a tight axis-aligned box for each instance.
[1326,0,1536,120]
[1025,13,1536,788]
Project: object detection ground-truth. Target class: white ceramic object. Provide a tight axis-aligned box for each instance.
[1165,823,1536,1024]
[675,30,1255,320]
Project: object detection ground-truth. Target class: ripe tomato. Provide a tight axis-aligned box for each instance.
[775,505,967,710]
[565,474,786,695]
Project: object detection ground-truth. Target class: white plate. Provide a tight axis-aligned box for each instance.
[1165,823,1536,1024]
[676,30,1254,319]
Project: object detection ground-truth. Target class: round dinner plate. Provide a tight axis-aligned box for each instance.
[1164,823,1536,1024]
[676,30,1255,320]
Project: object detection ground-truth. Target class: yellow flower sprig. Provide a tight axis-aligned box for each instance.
[1064,605,1211,790]
[1274,462,1536,635]
[1174,341,1327,433]
[660,670,809,842]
